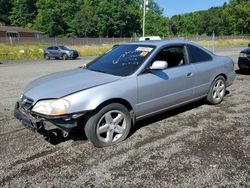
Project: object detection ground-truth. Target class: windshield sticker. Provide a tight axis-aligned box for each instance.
[139,51,149,57]
[135,47,153,52]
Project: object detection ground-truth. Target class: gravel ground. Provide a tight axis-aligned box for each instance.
[0,48,249,187]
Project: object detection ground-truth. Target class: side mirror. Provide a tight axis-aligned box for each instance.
[150,61,168,70]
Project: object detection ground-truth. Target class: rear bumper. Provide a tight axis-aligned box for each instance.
[14,101,82,133]
[238,57,250,69]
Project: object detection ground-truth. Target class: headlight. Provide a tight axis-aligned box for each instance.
[239,53,247,58]
[32,99,70,116]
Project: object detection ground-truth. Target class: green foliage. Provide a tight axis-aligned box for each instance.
[0,0,12,24]
[169,0,250,36]
[34,0,78,37]
[0,0,249,37]
[9,0,37,27]
[145,1,170,36]
[75,1,98,37]
[96,0,141,37]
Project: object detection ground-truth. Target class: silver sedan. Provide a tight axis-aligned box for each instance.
[14,40,235,147]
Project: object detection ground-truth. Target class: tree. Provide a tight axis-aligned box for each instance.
[169,0,250,36]
[0,0,12,24]
[9,0,37,27]
[75,1,97,37]
[34,0,78,37]
[96,0,141,37]
[144,0,170,36]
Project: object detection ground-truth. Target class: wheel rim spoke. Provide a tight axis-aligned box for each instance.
[114,125,125,134]
[97,124,109,134]
[213,91,217,99]
[219,85,225,92]
[106,130,114,142]
[113,114,123,125]
[104,113,113,124]
[217,91,222,99]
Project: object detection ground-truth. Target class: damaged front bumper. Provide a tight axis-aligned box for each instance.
[14,101,84,135]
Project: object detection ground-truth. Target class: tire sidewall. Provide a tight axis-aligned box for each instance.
[45,54,50,60]
[62,54,67,60]
[84,103,131,147]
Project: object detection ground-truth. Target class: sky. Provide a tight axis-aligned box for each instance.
[155,0,230,17]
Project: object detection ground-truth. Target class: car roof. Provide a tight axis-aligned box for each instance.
[120,39,215,56]
[122,40,194,47]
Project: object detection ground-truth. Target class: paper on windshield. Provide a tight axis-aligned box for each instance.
[135,47,153,52]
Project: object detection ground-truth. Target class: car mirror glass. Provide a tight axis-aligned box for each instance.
[150,61,168,70]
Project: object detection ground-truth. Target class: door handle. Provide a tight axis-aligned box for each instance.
[186,72,193,77]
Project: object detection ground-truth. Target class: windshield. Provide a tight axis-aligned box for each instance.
[87,45,154,76]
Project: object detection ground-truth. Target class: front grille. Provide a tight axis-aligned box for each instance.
[20,95,34,110]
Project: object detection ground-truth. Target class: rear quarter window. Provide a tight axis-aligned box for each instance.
[187,44,212,63]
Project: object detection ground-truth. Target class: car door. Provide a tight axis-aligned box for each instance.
[53,46,61,58]
[49,46,56,57]
[46,47,53,57]
[186,44,215,97]
[135,45,196,117]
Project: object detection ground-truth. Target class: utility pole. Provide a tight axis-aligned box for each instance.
[142,0,149,37]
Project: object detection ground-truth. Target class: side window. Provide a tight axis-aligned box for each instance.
[47,47,53,50]
[54,47,59,51]
[187,44,212,63]
[153,46,186,68]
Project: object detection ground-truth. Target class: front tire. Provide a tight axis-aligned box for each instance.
[45,54,50,60]
[62,54,68,60]
[206,76,226,105]
[84,103,131,147]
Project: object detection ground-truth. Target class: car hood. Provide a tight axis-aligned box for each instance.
[24,68,121,102]
[68,50,78,53]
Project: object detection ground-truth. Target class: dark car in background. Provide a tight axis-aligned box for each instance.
[238,44,250,70]
[44,46,79,60]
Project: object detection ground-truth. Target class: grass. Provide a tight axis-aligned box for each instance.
[72,44,112,57]
[197,39,249,48]
[0,44,46,60]
[0,44,113,61]
[0,39,249,61]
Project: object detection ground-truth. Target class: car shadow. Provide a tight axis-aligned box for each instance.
[235,69,250,75]
[130,91,231,137]
[129,99,205,136]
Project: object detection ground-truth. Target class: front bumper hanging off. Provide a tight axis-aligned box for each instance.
[14,101,80,134]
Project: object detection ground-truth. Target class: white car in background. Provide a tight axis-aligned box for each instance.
[139,36,161,41]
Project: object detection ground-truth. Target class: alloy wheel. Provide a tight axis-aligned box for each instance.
[96,110,127,143]
[212,79,226,103]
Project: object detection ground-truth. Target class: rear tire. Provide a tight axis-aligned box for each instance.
[84,103,131,147]
[206,76,226,105]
